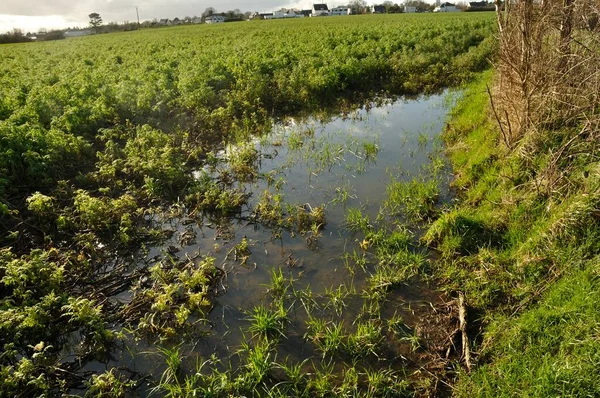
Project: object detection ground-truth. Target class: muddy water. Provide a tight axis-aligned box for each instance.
[93,91,456,389]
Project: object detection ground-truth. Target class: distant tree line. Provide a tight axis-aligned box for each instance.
[0,29,31,44]
[349,0,434,14]
[403,0,436,12]
[0,29,65,45]
[201,7,249,22]
[382,1,405,13]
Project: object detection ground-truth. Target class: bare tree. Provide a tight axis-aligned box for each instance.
[349,0,368,14]
[490,0,600,193]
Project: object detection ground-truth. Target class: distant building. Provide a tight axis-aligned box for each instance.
[172,17,183,25]
[64,30,93,38]
[312,4,329,16]
[300,9,313,17]
[263,9,304,19]
[158,19,172,26]
[434,2,459,11]
[405,6,417,13]
[331,6,351,15]
[205,15,226,24]
[371,5,386,13]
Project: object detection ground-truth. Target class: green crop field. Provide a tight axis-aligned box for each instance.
[0,14,496,396]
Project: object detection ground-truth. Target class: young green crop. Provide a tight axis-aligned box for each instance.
[0,13,496,397]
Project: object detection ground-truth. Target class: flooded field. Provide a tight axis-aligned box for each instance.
[77,91,459,395]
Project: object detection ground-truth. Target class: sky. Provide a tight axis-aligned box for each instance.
[0,0,368,33]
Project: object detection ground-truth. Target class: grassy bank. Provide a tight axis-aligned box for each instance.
[428,71,600,396]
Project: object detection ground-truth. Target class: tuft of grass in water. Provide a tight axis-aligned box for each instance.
[362,141,380,163]
[247,302,289,339]
[344,207,372,233]
[320,321,346,357]
[364,368,412,397]
[265,267,288,299]
[236,337,276,392]
[324,284,352,316]
[275,358,310,392]
[227,143,259,182]
[366,250,427,297]
[387,312,411,338]
[152,346,183,397]
[344,249,369,275]
[307,360,335,396]
[385,177,439,221]
[417,132,429,149]
[331,180,357,207]
[294,284,319,316]
[305,221,323,248]
[347,321,383,358]
[85,369,136,397]
[234,236,252,264]
[305,317,346,357]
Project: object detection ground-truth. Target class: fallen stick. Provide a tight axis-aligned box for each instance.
[458,292,472,372]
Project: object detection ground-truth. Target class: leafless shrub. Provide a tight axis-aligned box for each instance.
[491,0,600,194]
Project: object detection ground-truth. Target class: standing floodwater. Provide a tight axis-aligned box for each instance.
[92,91,456,395]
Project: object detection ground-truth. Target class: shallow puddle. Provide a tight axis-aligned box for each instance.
[86,90,457,392]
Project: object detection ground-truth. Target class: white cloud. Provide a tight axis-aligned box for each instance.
[0,15,84,33]
[1,0,389,33]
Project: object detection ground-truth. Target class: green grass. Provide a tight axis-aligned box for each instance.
[429,71,600,396]
[458,258,600,397]
[344,207,372,233]
[385,177,440,221]
[247,302,289,339]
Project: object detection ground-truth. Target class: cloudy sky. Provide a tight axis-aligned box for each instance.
[0,0,365,33]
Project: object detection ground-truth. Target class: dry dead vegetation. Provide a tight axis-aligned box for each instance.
[491,0,600,195]
[493,0,599,141]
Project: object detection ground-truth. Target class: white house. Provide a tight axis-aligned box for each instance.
[64,30,93,38]
[205,15,226,23]
[434,2,459,11]
[405,6,417,12]
[330,6,351,15]
[312,4,329,16]
[284,9,302,18]
[265,9,304,19]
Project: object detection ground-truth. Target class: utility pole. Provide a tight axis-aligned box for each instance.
[136,6,140,28]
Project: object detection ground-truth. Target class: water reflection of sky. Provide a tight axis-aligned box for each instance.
[96,91,457,391]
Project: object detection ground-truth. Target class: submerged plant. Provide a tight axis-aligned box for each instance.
[385,177,439,221]
[347,321,383,358]
[324,284,352,316]
[247,302,289,339]
[85,368,136,397]
[345,207,372,233]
